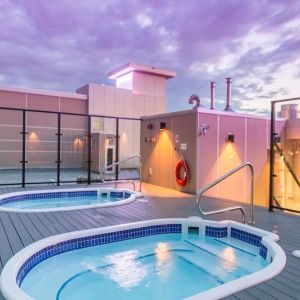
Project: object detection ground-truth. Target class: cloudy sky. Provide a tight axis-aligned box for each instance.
[1,0,300,115]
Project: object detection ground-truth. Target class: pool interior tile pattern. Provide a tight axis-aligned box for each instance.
[16,224,268,288]
[0,190,132,206]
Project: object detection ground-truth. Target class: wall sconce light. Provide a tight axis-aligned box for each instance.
[160,122,166,130]
[226,133,235,143]
[147,124,153,130]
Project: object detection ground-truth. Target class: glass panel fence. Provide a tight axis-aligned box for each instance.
[0,109,23,185]
[272,99,300,212]
[26,111,57,183]
[91,116,117,181]
[118,119,141,180]
[60,114,89,183]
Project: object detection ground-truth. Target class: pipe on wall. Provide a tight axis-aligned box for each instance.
[224,77,233,112]
[210,81,215,110]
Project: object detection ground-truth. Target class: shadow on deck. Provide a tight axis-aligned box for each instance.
[0,183,299,300]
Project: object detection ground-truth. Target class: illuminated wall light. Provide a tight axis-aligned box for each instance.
[160,122,167,130]
[28,132,39,141]
[73,138,83,151]
[225,133,235,143]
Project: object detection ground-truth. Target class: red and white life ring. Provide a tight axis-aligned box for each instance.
[175,160,189,187]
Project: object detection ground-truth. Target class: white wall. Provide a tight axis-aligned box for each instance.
[78,72,168,169]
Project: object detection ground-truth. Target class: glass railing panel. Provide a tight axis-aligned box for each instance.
[0,109,23,184]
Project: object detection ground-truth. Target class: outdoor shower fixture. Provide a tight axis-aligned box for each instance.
[188,94,203,109]
[224,77,234,112]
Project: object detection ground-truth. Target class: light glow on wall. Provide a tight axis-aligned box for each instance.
[73,138,83,151]
[116,72,133,90]
[28,131,39,141]
[219,143,241,166]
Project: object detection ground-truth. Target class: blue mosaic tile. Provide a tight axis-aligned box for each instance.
[1,191,98,206]
[259,244,268,260]
[124,192,131,199]
[231,228,262,247]
[110,191,124,199]
[16,223,182,286]
[205,226,227,238]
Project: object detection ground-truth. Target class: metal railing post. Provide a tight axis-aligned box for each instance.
[56,113,62,186]
[21,110,27,187]
[87,116,92,185]
[269,101,275,212]
[99,154,142,192]
[197,162,255,224]
[115,118,119,181]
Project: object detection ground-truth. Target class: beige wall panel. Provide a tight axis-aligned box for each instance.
[104,86,115,116]
[123,90,134,118]
[154,76,166,98]
[171,113,197,193]
[27,94,59,111]
[144,74,155,96]
[246,118,269,206]
[141,111,197,193]
[27,151,57,167]
[0,110,23,125]
[155,97,167,114]
[0,141,22,151]
[0,126,22,139]
[27,112,57,127]
[114,89,125,117]
[60,98,87,114]
[0,152,22,168]
[0,91,26,109]
[141,119,158,184]
[218,115,246,202]
[132,72,145,95]
[61,115,88,129]
[197,113,219,197]
[145,96,157,116]
[133,95,145,116]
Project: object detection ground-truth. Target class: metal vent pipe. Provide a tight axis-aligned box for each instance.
[210,81,215,110]
[224,77,234,112]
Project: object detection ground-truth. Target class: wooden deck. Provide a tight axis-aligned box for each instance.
[0,184,299,300]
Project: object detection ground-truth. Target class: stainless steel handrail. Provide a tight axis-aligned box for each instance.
[100,154,142,192]
[197,162,255,224]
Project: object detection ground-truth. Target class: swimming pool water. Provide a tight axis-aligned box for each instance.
[21,233,269,300]
[0,190,133,210]
[2,195,115,209]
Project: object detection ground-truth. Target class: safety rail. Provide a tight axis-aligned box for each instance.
[197,162,255,224]
[100,154,142,192]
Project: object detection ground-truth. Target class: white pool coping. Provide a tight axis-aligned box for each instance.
[0,217,286,300]
[0,188,141,213]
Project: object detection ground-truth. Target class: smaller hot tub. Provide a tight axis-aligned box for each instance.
[0,188,139,213]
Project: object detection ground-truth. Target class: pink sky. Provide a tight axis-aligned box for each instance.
[1,0,300,114]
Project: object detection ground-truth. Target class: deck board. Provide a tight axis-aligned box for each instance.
[0,184,299,300]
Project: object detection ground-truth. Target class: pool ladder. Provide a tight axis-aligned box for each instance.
[197,162,255,224]
[99,154,142,192]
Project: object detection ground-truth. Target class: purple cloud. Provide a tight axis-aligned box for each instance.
[0,0,300,114]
